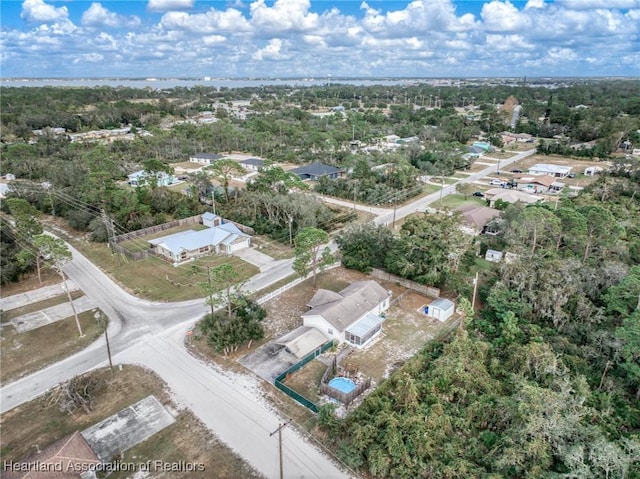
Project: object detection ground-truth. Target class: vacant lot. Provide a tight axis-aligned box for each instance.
[0,309,104,385]
[501,154,609,188]
[432,194,487,210]
[0,366,264,479]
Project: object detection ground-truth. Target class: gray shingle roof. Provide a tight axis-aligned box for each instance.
[290,162,341,178]
[302,280,389,332]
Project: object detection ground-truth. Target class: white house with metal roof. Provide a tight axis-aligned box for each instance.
[148,215,250,265]
[527,163,572,178]
[301,280,391,348]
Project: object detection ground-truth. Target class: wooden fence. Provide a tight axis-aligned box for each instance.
[112,214,203,243]
[369,268,440,298]
[319,355,371,406]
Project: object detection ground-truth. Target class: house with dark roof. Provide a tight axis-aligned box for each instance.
[3,431,100,479]
[189,152,225,165]
[290,162,342,181]
[238,158,265,171]
[301,280,391,348]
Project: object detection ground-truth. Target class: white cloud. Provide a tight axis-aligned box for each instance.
[250,0,319,33]
[481,0,531,32]
[160,8,251,33]
[148,0,195,12]
[557,0,640,9]
[82,3,141,28]
[252,38,289,60]
[21,0,68,23]
[72,52,104,64]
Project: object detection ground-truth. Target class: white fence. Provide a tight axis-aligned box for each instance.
[255,262,341,305]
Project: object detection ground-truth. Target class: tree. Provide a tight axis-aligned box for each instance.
[32,235,83,337]
[335,222,394,272]
[206,159,246,202]
[6,198,45,282]
[456,182,476,200]
[200,263,244,320]
[293,227,334,289]
[247,165,308,194]
[141,158,174,188]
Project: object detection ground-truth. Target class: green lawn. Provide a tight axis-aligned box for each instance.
[431,194,487,209]
[77,242,259,301]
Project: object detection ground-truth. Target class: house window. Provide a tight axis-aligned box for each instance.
[180,252,187,259]
[199,246,209,253]
[328,328,333,335]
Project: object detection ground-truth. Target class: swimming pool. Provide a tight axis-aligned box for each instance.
[328,377,356,394]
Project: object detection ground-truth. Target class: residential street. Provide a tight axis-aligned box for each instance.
[0,148,534,478]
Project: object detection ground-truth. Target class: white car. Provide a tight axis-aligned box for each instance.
[489,179,506,186]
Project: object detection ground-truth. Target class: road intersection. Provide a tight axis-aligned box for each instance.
[0,148,534,478]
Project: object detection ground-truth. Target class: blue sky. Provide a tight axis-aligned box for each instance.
[1,0,638,78]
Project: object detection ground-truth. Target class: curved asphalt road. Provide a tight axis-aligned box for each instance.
[0,148,534,478]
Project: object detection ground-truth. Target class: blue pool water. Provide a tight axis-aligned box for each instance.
[328,377,356,394]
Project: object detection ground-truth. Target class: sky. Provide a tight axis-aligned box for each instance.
[1,0,639,78]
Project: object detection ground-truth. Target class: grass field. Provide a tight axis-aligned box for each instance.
[432,194,488,209]
[78,243,258,301]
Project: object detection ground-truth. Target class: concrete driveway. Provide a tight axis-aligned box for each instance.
[233,248,277,272]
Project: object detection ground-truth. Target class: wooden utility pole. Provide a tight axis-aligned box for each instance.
[471,271,479,311]
[270,422,288,479]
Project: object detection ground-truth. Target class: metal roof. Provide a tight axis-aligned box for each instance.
[149,223,249,255]
[430,298,454,311]
[345,312,384,337]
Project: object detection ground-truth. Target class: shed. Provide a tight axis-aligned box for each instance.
[202,212,222,228]
[485,249,503,262]
[425,298,455,322]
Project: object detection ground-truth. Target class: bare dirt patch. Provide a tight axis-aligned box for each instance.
[0,309,105,385]
[0,365,264,479]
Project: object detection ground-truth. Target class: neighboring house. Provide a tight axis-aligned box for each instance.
[239,158,264,171]
[4,431,100,479]
[484,188,542,207]
[424,298,455,322]
[472,141,492,152]
[514,175,556,194]
[527,163,572,178]
[301,280,391,348]
[290,162,342,181]
[455,204,501,235]
[189,152,225,165]
[485,249,504,262]
[128,170,175,187]
[584,166,604,176]
[149,214,250,264]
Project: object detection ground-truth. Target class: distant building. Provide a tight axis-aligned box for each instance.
[290,162,342,181]
[485,249,504,263]
[238,158,265,171]
[127,170,175,187]
[189,153,225,165]
[527,163,572,178]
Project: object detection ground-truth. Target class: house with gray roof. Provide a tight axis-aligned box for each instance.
[527,163,572,178]
[290,162,342,181]
[239,157,265,171]
[148,214,250,264]
[189,152,225,165]
[301,280,391,348]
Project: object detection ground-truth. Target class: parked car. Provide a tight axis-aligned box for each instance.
[567,173,576,178]
[473,191,485,197]
[490,179,506,186]
[511,169,522,173]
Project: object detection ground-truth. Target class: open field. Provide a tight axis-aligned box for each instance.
[78,242,258,301]
[251,235,294,260]
[433,194,487,210]
[0,310,105,385]
[0,366,263,479]
[499,154,609,188]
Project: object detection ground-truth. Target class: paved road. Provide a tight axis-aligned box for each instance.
[1,149,535,478]
[375,148,536,226]
[0,242,347,479]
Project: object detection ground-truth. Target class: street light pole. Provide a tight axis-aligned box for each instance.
[270,422,288,479]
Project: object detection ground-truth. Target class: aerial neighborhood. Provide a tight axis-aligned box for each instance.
[1,78,639,479]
